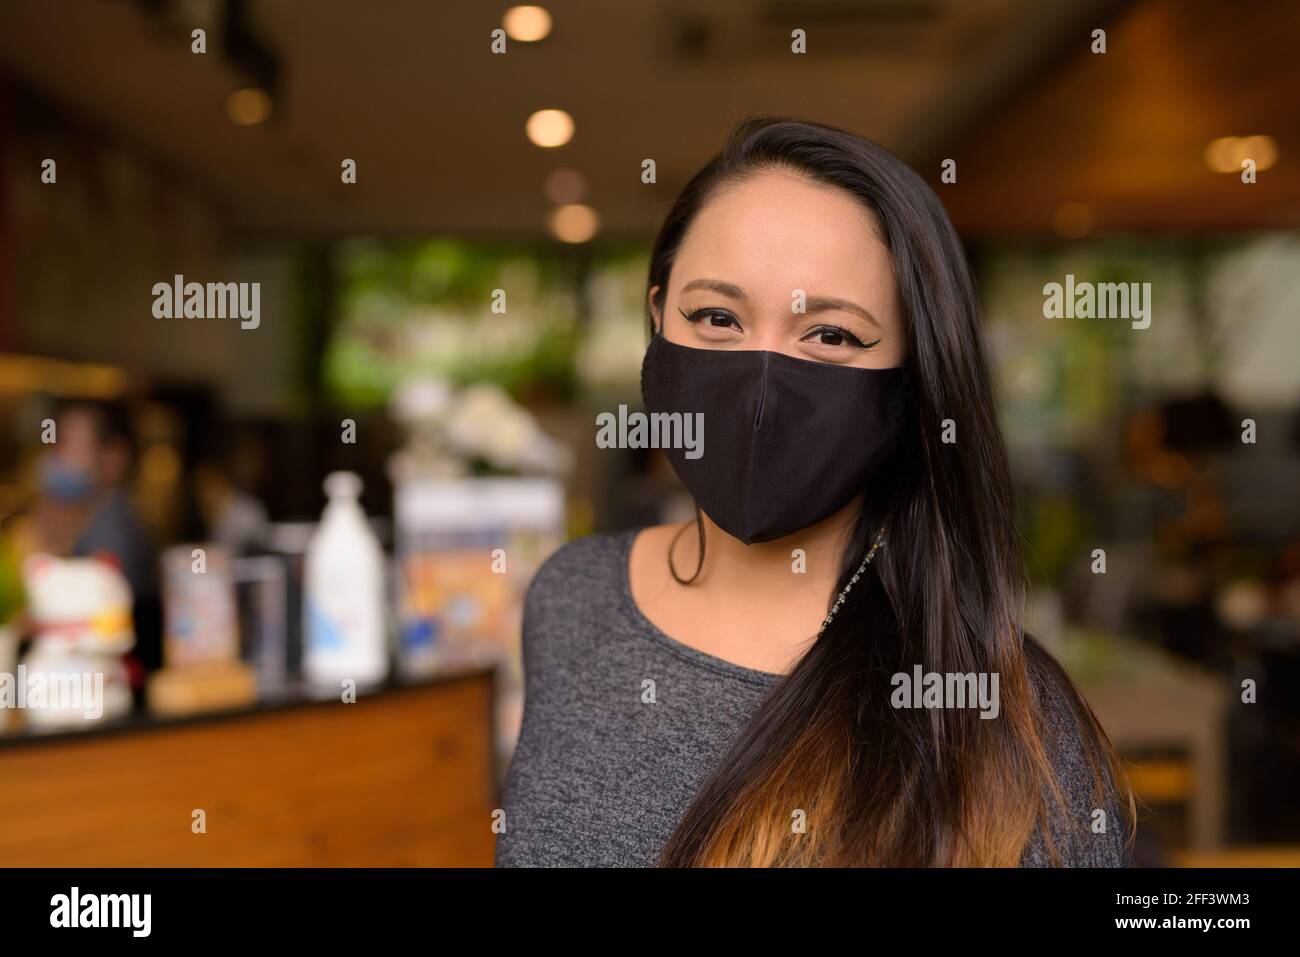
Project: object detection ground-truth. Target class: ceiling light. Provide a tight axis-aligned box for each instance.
[504,6,552,42]
[1205,135,1278,173]
[227,87,272,126]
[545,168,586,204]
[549,204,599,243]
[526,109,574,148]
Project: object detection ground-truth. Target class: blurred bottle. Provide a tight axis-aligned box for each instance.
[302,472,388,690]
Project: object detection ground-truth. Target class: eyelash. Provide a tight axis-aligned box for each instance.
[677,307,880,350]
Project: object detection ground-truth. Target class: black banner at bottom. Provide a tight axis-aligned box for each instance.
[0,866,1289,942]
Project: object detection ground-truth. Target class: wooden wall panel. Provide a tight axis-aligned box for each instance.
[943,0,1300,235]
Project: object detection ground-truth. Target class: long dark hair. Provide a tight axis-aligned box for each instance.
[650,117,1133,866]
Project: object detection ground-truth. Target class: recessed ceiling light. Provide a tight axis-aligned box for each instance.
[1205,135,1278,173]
[545,168,586,204]
[227,87,272,126]
[526,109,574,148]
[504,6,552,42]
[549,204,599,243]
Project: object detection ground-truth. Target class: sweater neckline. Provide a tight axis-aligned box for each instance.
[616,526,785,689]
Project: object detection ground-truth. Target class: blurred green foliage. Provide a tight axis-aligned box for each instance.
[325,238,583,407]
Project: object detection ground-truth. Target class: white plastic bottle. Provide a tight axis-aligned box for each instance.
[302,471,389,690]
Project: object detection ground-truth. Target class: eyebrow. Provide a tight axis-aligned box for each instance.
[680,278,748,300]
[805,296,881,329]
[678,278,881,330]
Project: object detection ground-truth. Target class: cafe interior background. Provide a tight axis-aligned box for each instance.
[0,0,1297,867]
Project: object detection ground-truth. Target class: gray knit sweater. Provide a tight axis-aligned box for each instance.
[496,529,1129,867]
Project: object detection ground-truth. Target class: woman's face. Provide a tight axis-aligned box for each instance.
[649,169,906,369]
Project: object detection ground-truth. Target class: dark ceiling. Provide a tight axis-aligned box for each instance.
[1,0,1293,238]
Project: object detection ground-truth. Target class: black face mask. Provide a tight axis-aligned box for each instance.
[640,330,909,544]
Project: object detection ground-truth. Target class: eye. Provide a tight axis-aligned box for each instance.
[679,307,740,330]
[802,325,880,349]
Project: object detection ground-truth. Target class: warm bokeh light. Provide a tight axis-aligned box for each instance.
[548,203,599,243]
[0,353,128,398]
[503,5,552,42]
[525,109,573,148]
[544,167,586,204]
[1205,135,1278,173]
[226,87,272,126]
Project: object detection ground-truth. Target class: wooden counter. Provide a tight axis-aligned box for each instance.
[0,669,498,866]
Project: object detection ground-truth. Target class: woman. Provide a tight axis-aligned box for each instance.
[496,116,1134,867]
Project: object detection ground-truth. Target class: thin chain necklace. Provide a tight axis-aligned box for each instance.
[817,528,886,638]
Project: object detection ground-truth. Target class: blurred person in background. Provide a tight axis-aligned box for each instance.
[17,400,161,675]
